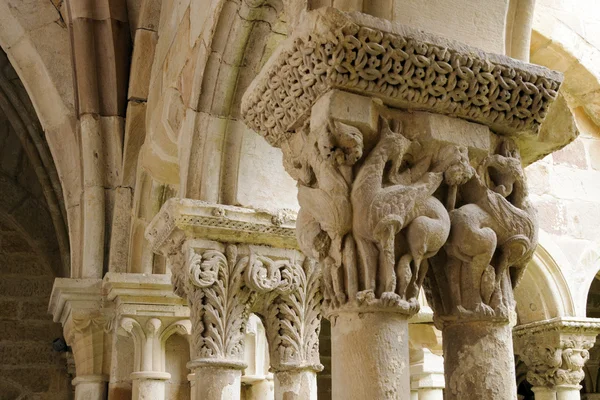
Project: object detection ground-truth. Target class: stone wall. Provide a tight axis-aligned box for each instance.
[526,110,600,315]
[0,220,70,399]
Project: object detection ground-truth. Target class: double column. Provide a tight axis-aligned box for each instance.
[241,7,563,399]
[514,318,600,400]
[118,317,192,399]
[146,200,323,400]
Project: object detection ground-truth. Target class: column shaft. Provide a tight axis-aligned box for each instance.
[132,378,167,400]
[556,386,582,400]
[532,387,557,400]
[246,379,274,399]
[331,312,410,400]
[193,366,242,400]
[73,376,108,400]
[274,370,316,400]
[443,322,517,400]
[419,388,444,400]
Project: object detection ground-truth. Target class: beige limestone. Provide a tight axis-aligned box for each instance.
[444,322,517,399]
[331,312,410,399]
[514,317,600,398]
[239,3,575,397]
[147,199,322,400]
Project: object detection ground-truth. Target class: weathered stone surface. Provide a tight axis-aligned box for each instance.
[242,7,562,147]
[552,138,588,169]
[128,29,158,101]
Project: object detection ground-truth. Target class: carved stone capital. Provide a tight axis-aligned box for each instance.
[240,8,560,321]
[147,200,323,372]
[259,257,323,373]
[514,317,600,388]
[49,278,109,377]
[118,315,191,375]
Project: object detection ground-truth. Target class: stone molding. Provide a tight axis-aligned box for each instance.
[145,198,298,255]
[49,278,103,326]
[241,7,562,148]
[514,317,600,388]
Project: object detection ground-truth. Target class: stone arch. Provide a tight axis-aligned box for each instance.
[140,0,298,206]
[577,242,600,318]
[531,8,600,129]
[0,0,80,277]
[515,231,576,325]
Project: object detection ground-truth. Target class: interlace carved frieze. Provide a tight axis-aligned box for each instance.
[241,8,562,147]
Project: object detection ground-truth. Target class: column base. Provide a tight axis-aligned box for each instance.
[331,312,410,400]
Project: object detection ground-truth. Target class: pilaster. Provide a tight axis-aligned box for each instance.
[146,199,323,400]
[514,317,600,400]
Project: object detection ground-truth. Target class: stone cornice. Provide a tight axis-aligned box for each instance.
[514,317,600,338]
[241,7,562,148]
[48,278,103,325]
[145,198,298,254]
[103,272,189,317]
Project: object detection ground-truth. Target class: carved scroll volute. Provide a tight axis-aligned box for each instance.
[185,244,253,367]
[245,254,298,295]
[426,137,539,325]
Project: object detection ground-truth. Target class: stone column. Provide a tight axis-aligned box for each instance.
[49,279,109,400]
[515,318,600,400]
[146,200,323,400]
[118,317,192,400]
[410,348,444,400]
[104,272,192,400]
[255,258,322,400]
[240,7,564,400]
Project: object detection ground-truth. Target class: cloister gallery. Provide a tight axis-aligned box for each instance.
[1,0,600,399]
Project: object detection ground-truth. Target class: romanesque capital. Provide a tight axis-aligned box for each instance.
[514,318,600,388]
[241,7,562,321]
[104,272,192,378]
[146,199,323,372]
[49,278,109,380]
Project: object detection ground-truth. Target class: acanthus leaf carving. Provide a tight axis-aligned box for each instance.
[519,336,595,388]
[186,245,254,364]
[263,257,323,372]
